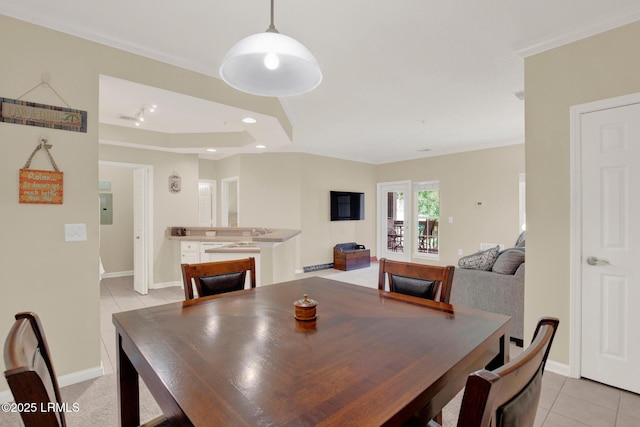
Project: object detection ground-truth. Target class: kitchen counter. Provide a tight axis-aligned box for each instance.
[165,227,300,245]
[169,227,300,286]
[205,243,260,254]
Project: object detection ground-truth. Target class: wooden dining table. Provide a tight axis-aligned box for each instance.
[113,276,511,427]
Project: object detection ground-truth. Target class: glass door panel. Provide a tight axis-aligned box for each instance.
[378,182,411,261]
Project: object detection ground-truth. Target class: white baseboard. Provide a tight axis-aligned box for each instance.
[150,280,182,289]
[101,270,133,279]
[99,274,181,290]
[1,365,103,403]
[57,365,104,388]
[545,359,572,377]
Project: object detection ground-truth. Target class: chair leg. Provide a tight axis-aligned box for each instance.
[434,410,443,424]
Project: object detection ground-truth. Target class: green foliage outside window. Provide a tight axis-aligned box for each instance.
[417,190,439,218]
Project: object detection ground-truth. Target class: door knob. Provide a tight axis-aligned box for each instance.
[586,256,610,266]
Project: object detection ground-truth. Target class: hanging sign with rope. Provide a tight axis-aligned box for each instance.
[1,97,86,132]
[0,75,87,132]
[19,138,64,204]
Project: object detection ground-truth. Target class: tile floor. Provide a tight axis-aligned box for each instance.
[99,265,640,427]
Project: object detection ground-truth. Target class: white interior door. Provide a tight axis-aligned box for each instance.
[133,167,149,295]
[221,177,239,227]
[580,102,640,393]
[378,182,411,262]
[198,180,216,226]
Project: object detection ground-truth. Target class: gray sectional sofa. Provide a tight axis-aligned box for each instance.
[449,243,525,346]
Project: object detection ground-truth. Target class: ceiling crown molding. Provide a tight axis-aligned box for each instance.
[514,8,640,57]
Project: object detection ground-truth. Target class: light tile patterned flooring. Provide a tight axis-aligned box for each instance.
[99,265,640,427]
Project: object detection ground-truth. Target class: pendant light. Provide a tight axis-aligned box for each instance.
[219,0,322,97]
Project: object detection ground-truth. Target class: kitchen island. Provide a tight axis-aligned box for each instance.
[166,227,301,286]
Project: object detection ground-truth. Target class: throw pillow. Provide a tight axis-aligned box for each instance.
[458,246,500,271]
[492,249,525,275]
[515,231,526,247]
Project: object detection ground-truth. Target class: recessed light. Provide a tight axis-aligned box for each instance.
[256,144,266,149]
[206,148,217,152]
[242,117,257,124]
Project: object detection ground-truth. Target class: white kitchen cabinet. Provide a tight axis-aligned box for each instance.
[180,241,200,264]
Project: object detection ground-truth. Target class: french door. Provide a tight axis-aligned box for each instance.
[377,182,411,262]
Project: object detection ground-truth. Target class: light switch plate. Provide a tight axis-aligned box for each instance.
[65,223,87,242]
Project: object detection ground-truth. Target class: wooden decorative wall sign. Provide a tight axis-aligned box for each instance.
[19,138,64,204]
[0,97,87,133]
[19,169,64,204]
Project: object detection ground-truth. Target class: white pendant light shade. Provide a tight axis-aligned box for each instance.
[220,32,322,97]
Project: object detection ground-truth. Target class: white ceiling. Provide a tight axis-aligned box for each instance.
[2,1,640,164]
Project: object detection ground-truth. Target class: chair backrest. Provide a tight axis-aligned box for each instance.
[457,317,560,427]
[378,258,455,303]
[181,257,257,300]
[3,312,66,427]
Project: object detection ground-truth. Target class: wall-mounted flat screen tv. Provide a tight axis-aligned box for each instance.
[330,191,365,221]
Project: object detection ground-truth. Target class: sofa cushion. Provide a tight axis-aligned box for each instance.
[458,245,500,271]
[492,249,525,275]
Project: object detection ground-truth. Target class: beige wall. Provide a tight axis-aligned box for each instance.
[377,144,525,266]
[199,159,218,182]
[0,16,101,391]
[0,14,288,393]
[525,21,640,364]
[237,154,303,229]
[300,155,377,268]
[99,166,134,274]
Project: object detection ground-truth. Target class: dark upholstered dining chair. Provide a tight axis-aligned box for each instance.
[181,257,256,300]
[3,312,169,427]
[408,317,560,427]
[378,258,455,304]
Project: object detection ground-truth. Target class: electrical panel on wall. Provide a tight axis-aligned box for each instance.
[99,193,113,225]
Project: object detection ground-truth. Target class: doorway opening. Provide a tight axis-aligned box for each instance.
[98,161,153,295]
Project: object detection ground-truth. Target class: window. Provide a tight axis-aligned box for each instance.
[414,181,439,256]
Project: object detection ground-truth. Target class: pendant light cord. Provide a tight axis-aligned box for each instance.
[266,0,278,33]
